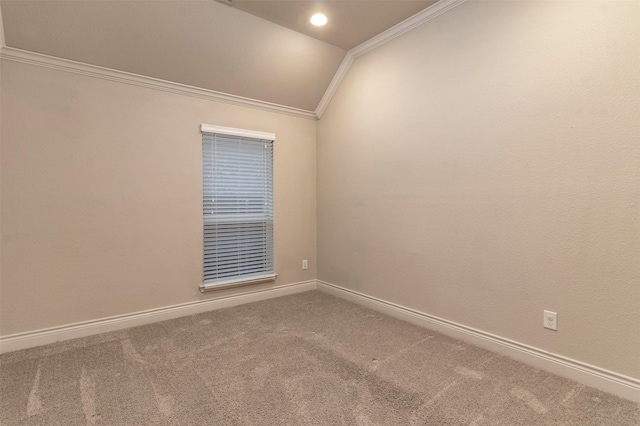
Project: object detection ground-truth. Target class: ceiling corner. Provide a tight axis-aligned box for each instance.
[315,0,467,119]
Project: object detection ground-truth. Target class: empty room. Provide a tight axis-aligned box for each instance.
[0,0,638,424]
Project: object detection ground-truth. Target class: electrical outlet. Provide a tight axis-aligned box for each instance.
[544,310,557,330]
[302,259,308,270]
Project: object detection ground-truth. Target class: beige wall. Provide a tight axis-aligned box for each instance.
[0,60,316,335]
[317,0,640,378]
[1,0,639,382]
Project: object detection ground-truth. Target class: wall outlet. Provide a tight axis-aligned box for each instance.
[302,259,308,270]
[544,310,557,330]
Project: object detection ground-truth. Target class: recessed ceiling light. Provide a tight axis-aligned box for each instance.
[310,13,327,27]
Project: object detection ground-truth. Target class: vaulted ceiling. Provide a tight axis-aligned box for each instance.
[216,0,436,50]
[0,0,438,112]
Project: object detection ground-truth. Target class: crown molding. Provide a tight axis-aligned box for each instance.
[0,0,466,120]
[315,0,467,119]
[0,47,317,120]
[350,0,467,58]
[0,5,5,48]
[314,52,354,119]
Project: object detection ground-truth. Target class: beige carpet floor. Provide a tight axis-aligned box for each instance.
[1,291,638,425]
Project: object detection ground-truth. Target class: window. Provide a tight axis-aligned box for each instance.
[200,124,275,291]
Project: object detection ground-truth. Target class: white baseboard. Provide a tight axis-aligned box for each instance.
[3,278,637,402]
[316,280,640,403]
[0,280,317,354]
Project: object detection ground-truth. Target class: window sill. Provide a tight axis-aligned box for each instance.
[199,274,277,293]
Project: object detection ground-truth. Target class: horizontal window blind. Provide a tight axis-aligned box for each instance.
[202,130,274,288]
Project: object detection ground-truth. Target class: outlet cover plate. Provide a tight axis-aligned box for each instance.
[544,310,557,330]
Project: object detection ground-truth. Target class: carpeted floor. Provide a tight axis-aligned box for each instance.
[1,291,638,425]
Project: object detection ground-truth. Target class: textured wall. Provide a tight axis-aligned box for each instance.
[0,60,317,335]
[317,0,640,378]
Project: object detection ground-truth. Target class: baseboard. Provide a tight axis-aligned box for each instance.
[3,279,637,402]
[0,280,317,354]
[316,280,640,403]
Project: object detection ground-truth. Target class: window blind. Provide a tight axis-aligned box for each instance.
[201,129,274,289]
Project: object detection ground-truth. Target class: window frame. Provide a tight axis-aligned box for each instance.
[199,124,276,292]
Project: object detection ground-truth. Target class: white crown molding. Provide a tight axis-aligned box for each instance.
[0,47,317,120]
[350,0,467,59]
[316,280,640,403]
[314,52,354,119]
[0,4,5,48]
[0,0,465,120]
[315,0,467,118]
[0,280,317,354]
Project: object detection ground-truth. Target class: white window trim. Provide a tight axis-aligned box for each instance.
[200,124,275,142]
[199,123,276,293]
[200,274,278,292]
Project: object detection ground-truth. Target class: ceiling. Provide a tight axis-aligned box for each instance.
[0,0,438,112]
[215,0,437,50]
